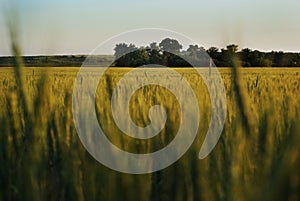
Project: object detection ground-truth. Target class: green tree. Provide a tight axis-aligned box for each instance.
[207,47,220,66]
[150,42,160,51]
[219,44,239,66]
[239,48,252,67]
[226,44,239,54]
[114,43,137,59]
[159,38,183,53]
[114,43,150,67]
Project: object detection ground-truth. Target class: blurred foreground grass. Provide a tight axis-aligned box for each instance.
[0,64,299,201]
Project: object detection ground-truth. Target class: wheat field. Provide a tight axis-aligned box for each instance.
[0,66,299,201]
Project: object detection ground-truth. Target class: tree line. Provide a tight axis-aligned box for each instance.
[0,39,299,67]
[114,38,300,67]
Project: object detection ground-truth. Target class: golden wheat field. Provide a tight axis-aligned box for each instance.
[0,67,300,201]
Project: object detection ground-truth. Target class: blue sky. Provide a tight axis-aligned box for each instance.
[1,0,300,55]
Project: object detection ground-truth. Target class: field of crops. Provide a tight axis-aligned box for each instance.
[0,67,299,201]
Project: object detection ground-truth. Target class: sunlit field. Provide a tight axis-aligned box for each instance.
[0,67,300,201]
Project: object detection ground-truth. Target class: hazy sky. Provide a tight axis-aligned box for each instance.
[1,0,300,55]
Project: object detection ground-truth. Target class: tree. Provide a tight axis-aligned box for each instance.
[149,42,159,51]
[207,47,220,66]
[114,43,149,67]
[185,45,210,66]
[159,38,183,53]
[114,43,137,59]
[226,44,239,54]
[187,45,199,54]
[146,42,163,65]
[187,45,199,62]
[251,50,267,67]
[207,47,219,56]
[218,44,239,67]
[239,48,252,67]
[112,40,300,68]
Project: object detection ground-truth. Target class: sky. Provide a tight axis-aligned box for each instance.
[0,0,300,55]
